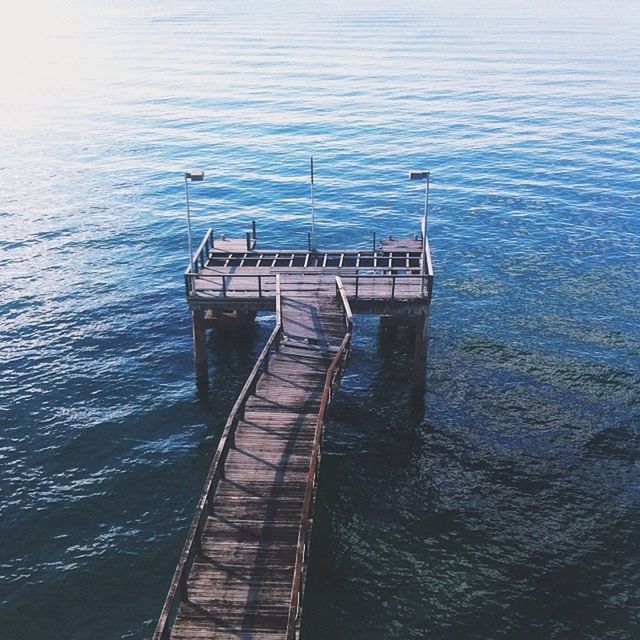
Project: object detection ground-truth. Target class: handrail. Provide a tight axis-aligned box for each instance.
[276,272,283,333]
[188,270,425,280]
[421,235,433,299]
[285,282,353,640]
[187,227,214,275]
[339,274,431,302]
[335,275,353,330]
[185,273,278,299]
[424,236,434,278]
[183,227,214,295]
[153,275,283,640]
[186,273,430,302]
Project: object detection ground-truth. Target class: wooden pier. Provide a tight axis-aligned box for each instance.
[154,224,433,640]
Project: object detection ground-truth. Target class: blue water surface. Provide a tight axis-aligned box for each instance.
[0,1,638,638]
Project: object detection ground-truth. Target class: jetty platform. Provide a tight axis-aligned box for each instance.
[153,224,433,640]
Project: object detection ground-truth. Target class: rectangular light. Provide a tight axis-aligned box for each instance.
[186,170,205,181]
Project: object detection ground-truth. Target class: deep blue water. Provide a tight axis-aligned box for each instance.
[1,1,639,638]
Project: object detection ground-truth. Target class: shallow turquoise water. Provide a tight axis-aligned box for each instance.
[1,1,639,638]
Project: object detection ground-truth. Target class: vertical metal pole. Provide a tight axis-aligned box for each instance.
[310,156,316,252]
[423,172,430,238]
[185,175,194,272]
[421,173,430,299]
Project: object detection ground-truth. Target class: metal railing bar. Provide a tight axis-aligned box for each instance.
[335,276,353,330]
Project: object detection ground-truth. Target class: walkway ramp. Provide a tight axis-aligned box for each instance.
[154,275,353,640]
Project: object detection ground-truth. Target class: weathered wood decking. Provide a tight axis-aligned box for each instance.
[183,231,432,316]
[154,275,353,640]
[154,226,433,640]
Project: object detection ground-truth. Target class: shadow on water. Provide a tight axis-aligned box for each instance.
[302,313,433,640]
[301,307,639,640]
[197,316,262,409]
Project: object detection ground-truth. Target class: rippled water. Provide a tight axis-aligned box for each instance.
[1,1,639,638]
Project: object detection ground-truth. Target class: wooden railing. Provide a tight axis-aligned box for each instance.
[185,272,277,299]
[183,227,214,295]
[153,275,283,640]
[191,227,214,273]
[335,275,353,330]
[285,275,354,640]
[186,272,430,302]
[339,273,431,301]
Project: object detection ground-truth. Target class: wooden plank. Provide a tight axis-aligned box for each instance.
[164,277,352,640]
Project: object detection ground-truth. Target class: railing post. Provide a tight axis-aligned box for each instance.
[258,275,262,298]
[372,231,376,253]
[222,276,227,297]
[308,232,312,252]
[276,274,282,331]
[246,231,251,251]
[391,275,396,299]
[355,275,359,298]
[252,220,257,240]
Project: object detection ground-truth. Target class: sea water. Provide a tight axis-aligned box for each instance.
[0,1,638,638]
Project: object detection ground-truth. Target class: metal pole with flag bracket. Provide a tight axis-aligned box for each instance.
[184,169,205,273]
[409,170,430,239]
[310,157,316,253]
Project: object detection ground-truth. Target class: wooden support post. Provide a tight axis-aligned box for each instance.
[192,308,209,388]
[411,313,427,396]
[379,315,396,334]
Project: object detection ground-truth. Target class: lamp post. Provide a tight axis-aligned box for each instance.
[184,169,204,272]
[409,170,430,240]
[409,170,431,298]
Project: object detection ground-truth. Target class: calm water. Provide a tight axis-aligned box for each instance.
[1,1,639,638]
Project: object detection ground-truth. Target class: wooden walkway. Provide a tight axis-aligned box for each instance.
[154,275,353,640]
